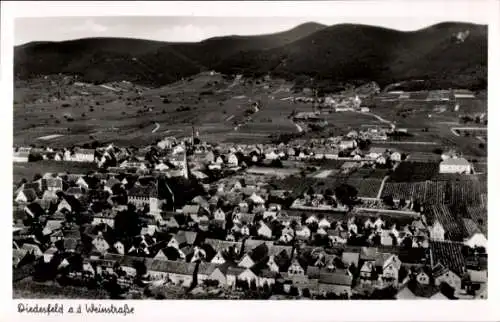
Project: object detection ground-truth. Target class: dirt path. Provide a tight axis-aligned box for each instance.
[152,122,160,133]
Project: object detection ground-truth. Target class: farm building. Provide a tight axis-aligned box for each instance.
[453,89,475,99]
[13,147,31,163]
[439,157,472,174]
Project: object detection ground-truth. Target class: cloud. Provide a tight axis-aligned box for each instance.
[71,19,108,34]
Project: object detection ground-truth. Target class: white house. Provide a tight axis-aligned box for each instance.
[257,222,273,239]
[439,157,472,174]
[227,153,239,167]
[464,233,488,251]
[13,148,31,163]
[339,140,357,150]
[390,152,402,162]
[429,221,445,241]
[416,270,430,285]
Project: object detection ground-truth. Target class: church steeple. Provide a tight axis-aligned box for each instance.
[181,149,190,179]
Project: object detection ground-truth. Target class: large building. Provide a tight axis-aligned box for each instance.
[439,157,472,174]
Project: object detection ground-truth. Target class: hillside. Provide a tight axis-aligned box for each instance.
[14,22,326,86]
[216,22,487,89]
[14,22,487,89]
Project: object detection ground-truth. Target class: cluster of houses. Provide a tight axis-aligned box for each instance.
[13,150,487,299]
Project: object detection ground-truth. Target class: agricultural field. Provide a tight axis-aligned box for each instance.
[13,160,98,184]
[389,161,440,182]
[380,182,428,202]
[15,74,297,147]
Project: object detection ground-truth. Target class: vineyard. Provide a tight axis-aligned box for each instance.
[465,206,488,231]
[445,179,484,208]
[336,177,383,198]
[424,181,446,204]
[428,205,465,241]
[389,161,440,182]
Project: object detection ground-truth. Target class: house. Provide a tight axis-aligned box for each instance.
[439,157,471,174]
[296,226,311,240]
[390,152,402,162]
[360,261,376,279]
[43,247,58,263]
[341,251,360,267]
[92,232,110,254]
[238,268,260,284]
[226,267,246,286]
[211,251,227,264]
[416,269,430,285]
[168,231,198,249]
[368,147,387,159]
[207,266,229,286]
[257,222,273,239]
[249,193,265,204]
[227,153,239,167]
[21,243,43,257]
[375,253,401,282]
[182,204,201,216]
[42,177,64,192]
[113,241,126,255]
[339,140,357,150]
[92,213,115,229]
[15,189,38,204]
[238,254,255,268]
[318,218,331,229]
[13,147,31,163]
[305,215,318,225]
[287,259,305,276]
[213,208,226,223]
[318,269,353,297]
[432,263,461,291]
[429,221,445,241]
[265,151,279,160]
[464,232,488,251]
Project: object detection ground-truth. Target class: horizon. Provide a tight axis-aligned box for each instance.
[14,17,488,46]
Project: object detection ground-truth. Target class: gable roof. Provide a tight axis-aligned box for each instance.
[19,189,38,202]
[318,270,352,286]
[430,241,466,276]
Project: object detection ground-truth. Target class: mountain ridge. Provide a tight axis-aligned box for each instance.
[14,21,487,89]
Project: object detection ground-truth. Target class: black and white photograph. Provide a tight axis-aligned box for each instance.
[3,0,498,313]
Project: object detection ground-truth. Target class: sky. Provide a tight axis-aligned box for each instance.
[14,15,489,46]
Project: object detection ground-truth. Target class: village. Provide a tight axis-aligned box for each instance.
[12,113,488,299]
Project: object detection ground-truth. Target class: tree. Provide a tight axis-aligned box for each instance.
[413,200,422,212]
[335,184,358,207]
[250,279,257,291]
[302,288,311,298]
[289,286,299,296]
[382,195,394,207]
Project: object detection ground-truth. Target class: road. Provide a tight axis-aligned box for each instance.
[450,127,487,137]
[355,111,395,128]
[152,122,160,133]
[376,176,389,199]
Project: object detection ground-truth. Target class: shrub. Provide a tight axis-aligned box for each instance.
[62,103,71,107]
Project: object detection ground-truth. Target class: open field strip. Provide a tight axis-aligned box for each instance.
[36,134,64,140]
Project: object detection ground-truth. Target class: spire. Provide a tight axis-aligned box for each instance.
[182,149,190,179]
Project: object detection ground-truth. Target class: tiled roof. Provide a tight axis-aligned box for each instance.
[20,189,38,202]
[128,185,157,198]
[318,270,352,286]
[430,240,466,276]
[204,239,240,252]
